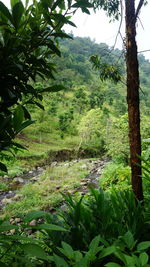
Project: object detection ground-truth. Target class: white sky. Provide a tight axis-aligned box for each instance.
[2,0,150,60]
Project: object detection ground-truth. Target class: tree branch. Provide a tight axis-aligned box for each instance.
[135,0,145,19]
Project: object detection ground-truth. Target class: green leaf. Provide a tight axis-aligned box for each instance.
[99,246,116,259]
[22,243,49,260]
[0,162,7,172]
[31,224,68,232]
[53,254,69,267]
[137,241,150,251]
[12,142,27,150]
[61,242,74,259]
[81,7,90,14]
[12,1,24,29]
[23,211,48,223]
[89,235,100,250]
[123,231,135,249]
[51,32,73,39]
[13,105,24,131]
[72,1,93,8]
[40,85,66,93]
[15,120,35,135]
[139,252,149,266]
[0,1,13,23]
[0,224,18,232]
[105,263,121,267]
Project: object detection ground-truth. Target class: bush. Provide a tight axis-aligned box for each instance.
[100,162,131,191]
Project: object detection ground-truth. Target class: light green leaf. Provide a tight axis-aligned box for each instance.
[137,241,150,251]
[22,243,49,260]
[123,231,135,249]
[99,246,116,259]
[61,242,74,259]
[13,105,24,131]
[139,252,149,266]
[105,263,121,267]
[89,235,100,250]
[53,254,69,267]
[32,224,68,232]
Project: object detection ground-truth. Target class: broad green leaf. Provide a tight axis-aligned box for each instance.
[0,1,13,23]
[123,231,135,249]
[0,162,7,172]
[22,243,49,260]
[124,254,136,266]
[13,105,24,131]
[53,254,69,267]
[137,241,150,251]
[74,251,83,261]
[15,120,35,135]
[23,211,48,222]
[139,252,149,266]
[89,235,100,250]
[72,1,93,8]
[61,241,74,258]
[105,263,121,267]
[81,7,90,14]
[99,246,116,259]
[51,32,73,39]
[12,1,24,29]
[31,224,68,232]
[0,224,18,232]
[0,234,36,242]
[11,0,20,8]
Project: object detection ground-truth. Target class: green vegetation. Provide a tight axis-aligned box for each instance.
[4,159,93,216]
[0,0,150,266]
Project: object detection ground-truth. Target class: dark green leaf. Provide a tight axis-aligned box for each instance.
[0,1,13,23]
[12,1,24,29]
[0,162,7,172]
[40,85,66,93]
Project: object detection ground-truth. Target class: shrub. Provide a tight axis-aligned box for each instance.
[100,162,131,191]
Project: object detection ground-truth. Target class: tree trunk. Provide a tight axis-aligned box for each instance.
[125,0,143,201]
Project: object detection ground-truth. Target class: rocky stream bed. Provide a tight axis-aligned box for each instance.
[0,158,108,211]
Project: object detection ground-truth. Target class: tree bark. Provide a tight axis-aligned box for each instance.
[125,0,143,201]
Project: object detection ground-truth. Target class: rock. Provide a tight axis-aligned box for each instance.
[51,161,58,167]
[30,176,38,182]
[63,163,70,167]
[13,177,24,184]
[2,198,13,204]
[10,229,16,234]
[29,220,36,226]
[80,182,88,186]
[13,194,23,201]
[15,217,21,223]
[81,164,88,170]
[29,170,34,174]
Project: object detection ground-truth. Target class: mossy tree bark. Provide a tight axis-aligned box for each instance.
[125,0,144,201]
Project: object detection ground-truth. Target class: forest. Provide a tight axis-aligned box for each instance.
[0,0,150,266]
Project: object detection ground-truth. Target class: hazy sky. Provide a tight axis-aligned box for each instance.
[2,0,150,60]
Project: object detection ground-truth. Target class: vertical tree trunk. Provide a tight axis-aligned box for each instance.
[125,0,143,201]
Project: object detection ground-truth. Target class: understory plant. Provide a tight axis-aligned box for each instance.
[1,187,150,266]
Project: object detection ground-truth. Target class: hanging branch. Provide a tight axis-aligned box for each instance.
[135,0,145,19]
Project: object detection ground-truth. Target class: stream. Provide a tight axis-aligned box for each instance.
[0,158,108,210]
